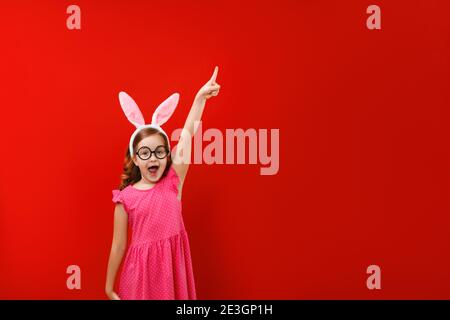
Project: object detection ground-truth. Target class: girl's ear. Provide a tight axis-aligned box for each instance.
[131,153,139,167]
[151,93,180,126]
[119,91,146,128]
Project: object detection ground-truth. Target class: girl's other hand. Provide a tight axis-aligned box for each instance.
[106,289,121,300]
[196,66,221,100]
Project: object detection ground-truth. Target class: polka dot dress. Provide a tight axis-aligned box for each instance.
[112,166,197,300]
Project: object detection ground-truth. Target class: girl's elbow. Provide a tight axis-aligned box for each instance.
[112,242,127,253]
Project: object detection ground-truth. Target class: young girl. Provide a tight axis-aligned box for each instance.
[105,67,220,300]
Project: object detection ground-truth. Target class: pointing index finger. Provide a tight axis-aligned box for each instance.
[209,66,219,84]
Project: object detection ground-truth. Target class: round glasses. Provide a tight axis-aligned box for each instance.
[136,145,169,160]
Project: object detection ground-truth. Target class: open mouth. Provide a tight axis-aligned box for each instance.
[148,165,159,175]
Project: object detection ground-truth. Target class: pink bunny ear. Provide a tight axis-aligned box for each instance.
[151,93,179,126]
[118,91,146,128]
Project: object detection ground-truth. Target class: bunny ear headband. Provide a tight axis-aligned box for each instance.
[118,91,179,157]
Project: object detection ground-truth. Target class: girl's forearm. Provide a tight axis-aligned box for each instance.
[105,246,126,292]
[183,94,207,138]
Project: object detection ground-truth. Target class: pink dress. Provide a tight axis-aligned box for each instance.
[112,166,197,300]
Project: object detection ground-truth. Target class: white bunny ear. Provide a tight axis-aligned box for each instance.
[151,93,180,126]
[118,91,146,128]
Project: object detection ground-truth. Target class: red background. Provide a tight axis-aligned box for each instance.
[1,0,450,299]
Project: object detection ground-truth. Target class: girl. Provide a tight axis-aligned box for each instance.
[105,67,220,300]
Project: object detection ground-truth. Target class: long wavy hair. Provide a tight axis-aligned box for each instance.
[118,127,172,190]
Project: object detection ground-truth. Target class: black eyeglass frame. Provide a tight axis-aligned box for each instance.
[135,145,170,160]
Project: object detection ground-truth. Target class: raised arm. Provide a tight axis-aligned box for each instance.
[171,66,221,183]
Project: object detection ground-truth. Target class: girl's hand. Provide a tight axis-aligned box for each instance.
[196,66,221,100]
[106,289,121,300]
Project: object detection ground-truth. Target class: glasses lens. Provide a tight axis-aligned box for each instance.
[155,146,168,159]
[137,147,151,160]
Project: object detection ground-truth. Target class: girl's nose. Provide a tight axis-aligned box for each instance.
[149,153,158,161]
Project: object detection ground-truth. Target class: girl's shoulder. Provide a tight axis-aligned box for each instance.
[112,185,134,205]
[165,165,181,191]
[166,165,180,182]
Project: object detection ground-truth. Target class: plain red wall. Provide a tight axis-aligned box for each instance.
[1,0,450,299]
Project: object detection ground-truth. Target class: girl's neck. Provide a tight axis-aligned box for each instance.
[132,179,156,190]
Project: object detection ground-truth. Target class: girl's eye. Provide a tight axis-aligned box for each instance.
[139,150,150,158]
[156,150,166,157]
